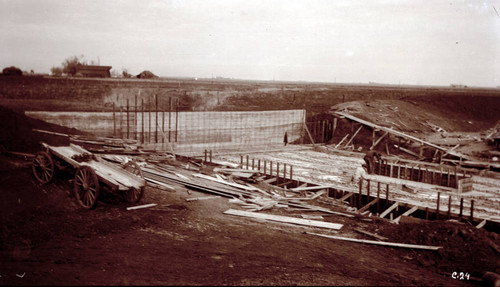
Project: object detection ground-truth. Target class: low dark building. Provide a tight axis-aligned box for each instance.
[75,65,112,78]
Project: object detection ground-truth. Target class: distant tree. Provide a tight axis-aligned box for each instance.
[50,66,63,76]
[2,66,23,76]
[122,69,132,78]
[62,55,86,76]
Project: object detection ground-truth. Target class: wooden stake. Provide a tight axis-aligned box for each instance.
[113,102,116,137]
[436,192,441,219]
[141,99,144,143]
[470,199,474,222]
[377,182,381,214]
[126,99,130,139]
[155,94,158,143]
[447,195,452,219]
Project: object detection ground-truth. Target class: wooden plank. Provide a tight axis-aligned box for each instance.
[127,203,157,211]
[186,196,220,202]
[224,209,343,230]
[475,219,487,229]
[306,232,442,251]
[379,202,399,218]
[370,131,389,150]
[291,185,333,192]
[335,111,468,159]
[32,129,69,137]
[441,144,460,158]
[338,192,354,202]
[393,144,419,158]
[303,123,316,146]
[358,198,379,213]
[393,206,418,223]
[309,189,327,200]
[335,133,350,149]
[344,125,363,148]
[353,228,388,241]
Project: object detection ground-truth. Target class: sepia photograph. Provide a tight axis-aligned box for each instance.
[1,0,499,286]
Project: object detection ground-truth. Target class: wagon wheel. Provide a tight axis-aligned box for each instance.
[122,161,145,203]
[32,151,55,184]
[74,166,100,209]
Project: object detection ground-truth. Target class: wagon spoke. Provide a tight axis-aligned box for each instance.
[76,174,84,184]
[88,190,95,202]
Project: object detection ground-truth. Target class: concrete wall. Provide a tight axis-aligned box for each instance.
[26,109,305,151]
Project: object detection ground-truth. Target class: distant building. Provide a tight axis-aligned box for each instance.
[75,64,112,78]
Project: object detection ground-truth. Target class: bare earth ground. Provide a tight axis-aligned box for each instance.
[1,154,498,286]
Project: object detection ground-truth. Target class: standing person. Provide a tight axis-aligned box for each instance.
[283,131,288,146]
[363,150,382,174]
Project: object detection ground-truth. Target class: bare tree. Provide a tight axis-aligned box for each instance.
[62,55,86,76]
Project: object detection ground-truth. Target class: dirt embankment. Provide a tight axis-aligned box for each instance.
[0,106,85,153]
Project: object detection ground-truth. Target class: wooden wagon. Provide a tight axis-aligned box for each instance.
[32,143,146,209]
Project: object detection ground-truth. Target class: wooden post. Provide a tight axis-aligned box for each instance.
[209,150,212,163]
[205,150,208,163]
[332,118,337,138]
[470,199,474,222]
[447,195,452,219]
[258,159,261,171]
[276,162,280,183]
[389,163,393,178]
[246,155,249,169]
[397,165,401,179]
[436,192,440,219]
[175,98,179,143]
[366,179,370,199]
[162,110,165,144]
[453,167,457,188]
[264,160,267,174]
[155,94,158,143]
[283,164,287,180]
[135,93,138,140]
[447,168,451,187]
[148,96,151,143]
[113,102,116,137]
[168,97,171,142]
[240,155,243,168]
[358,178,363,208]
[459,197,464,218]
[141,99,144,143]
[270,161,273,176]
[376,182,381,214]
[321,120,326,143]
[126,99,129,139]
[385,184,389,202]
[119,107,123,139]
[252,158,255,170]
[289,165,293,180]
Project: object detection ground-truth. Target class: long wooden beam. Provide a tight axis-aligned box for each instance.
[224,209,343,230]
[370,131,389,150]
[345,125,363,148]
[306,232,442,251]
[335,112,468,159]
[379,202,398,218]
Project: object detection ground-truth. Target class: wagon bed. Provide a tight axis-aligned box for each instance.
[32,143,147,209]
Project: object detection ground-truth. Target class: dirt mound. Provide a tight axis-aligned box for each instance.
[377,220,500,277]
[0,105,86,153]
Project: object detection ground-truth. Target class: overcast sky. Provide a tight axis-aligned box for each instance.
[1,0,499,87]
